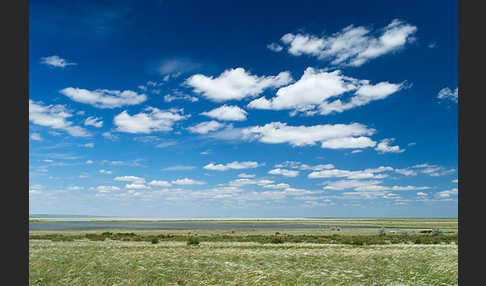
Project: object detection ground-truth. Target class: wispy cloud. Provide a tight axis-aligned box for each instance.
[309,166,393,179]
[40,55,77,68]
[412,163,455,177]
[375,138,405,154]
[268,168,300,177]
[187,121,225,134]
[437,87,458,103]
[152,57,201,76]
[164,89,199,103]
[171,178,205,185]
[161,165,197,171]
[29,100,91,137]
[114,107,189,134]
[84,116,103,128]
[267,43,283,52]
[60,87,147,109]
[30,133,42,141]
[204,161,263,171]
[279,19,417,67]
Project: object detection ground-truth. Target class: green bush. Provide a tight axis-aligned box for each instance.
[50,235,74,242]
[115,232,137,237]
[351,239,364,246]
[29,231,457,245]
[151,238,159,244]
[187,236,200,246]
[270,236,284,244]
[378,228,386,236]
[431,228,442,236]
[85,234,106,241]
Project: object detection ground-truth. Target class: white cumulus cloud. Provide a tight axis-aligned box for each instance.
[268,168,300,177]
[60,87,147,108]
[375,138,405,154]
[435,188,458,199]
[171,178,206,185]
[114,107,189,134]
[204,161,262,171]
[248,68,403,116]
[240,121,376,149]
[323,179,383,190]
[309,166,393,180]
[84,116,103,128]
[114,176,145,184]
[185,67,293,102]
[320,136,377,149]
[237,173,256,178]
[279,19,417,67]
[29,100,90,137]
[201,105,248,121]
[96,186,120,192]
[148,180,172,187]
[125,183,150,190]
[187,120,225,134]
[394,168,417,176]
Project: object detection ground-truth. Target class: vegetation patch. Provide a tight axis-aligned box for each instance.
[186,236,200,246]
[29,239,458,285]
[30,232,457,245]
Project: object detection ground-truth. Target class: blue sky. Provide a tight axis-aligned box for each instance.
[29,0,458,218]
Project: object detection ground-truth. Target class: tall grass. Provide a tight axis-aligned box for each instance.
[29,239,458,285]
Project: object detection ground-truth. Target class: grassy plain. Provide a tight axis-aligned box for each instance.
[29,218,458,285]
[30,240,457,285]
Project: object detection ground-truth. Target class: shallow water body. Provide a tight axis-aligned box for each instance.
[29,221,424,230]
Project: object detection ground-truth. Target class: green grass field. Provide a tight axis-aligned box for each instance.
[29,218,458,285]
[30,240,457,285]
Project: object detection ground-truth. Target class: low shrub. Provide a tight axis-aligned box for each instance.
[114,232,137,237]
[151,238,159,244]
[50,235,74,242]
[187,236,200,246]
[431,228,442,236]
[351,239,365,246]
[270,236,284,244]
[29,231,457,245]
[378,228,386,236]
[85,234,106,241]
